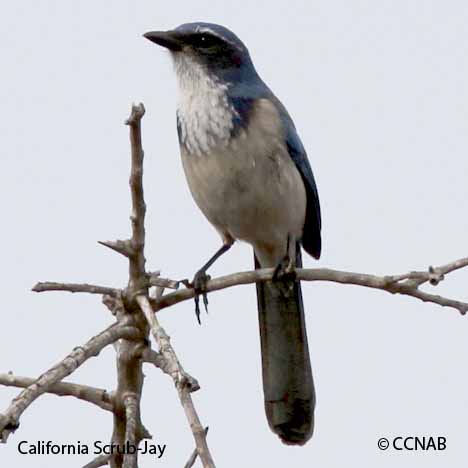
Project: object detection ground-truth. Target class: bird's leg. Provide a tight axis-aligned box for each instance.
[191,241,233,323]
[273,235,297,282]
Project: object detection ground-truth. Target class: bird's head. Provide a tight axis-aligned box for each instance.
[144,22,258,85]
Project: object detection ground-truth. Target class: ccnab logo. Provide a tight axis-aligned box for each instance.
[393,436,446,451]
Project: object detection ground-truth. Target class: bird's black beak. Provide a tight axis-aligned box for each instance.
[143,30,183,51]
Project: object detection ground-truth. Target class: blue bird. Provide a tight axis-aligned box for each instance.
[144,22,321,445]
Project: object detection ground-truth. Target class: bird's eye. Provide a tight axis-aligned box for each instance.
[190,33,217,48]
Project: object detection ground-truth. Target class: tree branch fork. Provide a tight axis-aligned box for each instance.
[0,103,214,468]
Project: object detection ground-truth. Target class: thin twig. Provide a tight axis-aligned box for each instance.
[403,256,468,288]
[32,282,120,296]
[0,324,141,442]
[0,373,113,412]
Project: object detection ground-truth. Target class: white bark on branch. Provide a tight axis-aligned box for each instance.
[0,373,113,412]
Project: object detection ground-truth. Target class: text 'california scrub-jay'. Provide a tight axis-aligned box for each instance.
[144,23,321,445]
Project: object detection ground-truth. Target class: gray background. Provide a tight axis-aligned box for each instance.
[1,1,467,466]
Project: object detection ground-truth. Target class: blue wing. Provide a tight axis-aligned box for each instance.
[228,87,322,259]
[266,94,321,259]
[284,122,321,259]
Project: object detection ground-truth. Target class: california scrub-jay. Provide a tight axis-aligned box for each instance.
[144,23,321,445]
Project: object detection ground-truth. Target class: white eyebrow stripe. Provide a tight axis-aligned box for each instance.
[196,26,242,50]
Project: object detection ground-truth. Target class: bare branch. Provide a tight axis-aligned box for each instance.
[136,296,214,466]
[0,324,141,442]
[402,256,468,288]
[436,256,468,275]
[394,287,468,313]
[83,454,111,468]
[179,391,215,468]
[126,102,147,287]
[110,337,147,468]
[142,348,170,374]
[0,373,113,412]
[122,392,138,468]
[32,282,120,296]
[147,272,180,290]
[108,103,149,468]
[184,427,209,468]
[153,258,468,316]
[137,296,199,390]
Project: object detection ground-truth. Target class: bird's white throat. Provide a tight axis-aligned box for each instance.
[172,53,236,155]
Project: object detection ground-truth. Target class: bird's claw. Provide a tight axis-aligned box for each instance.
[273,256,296,282]
[192,270,211,324]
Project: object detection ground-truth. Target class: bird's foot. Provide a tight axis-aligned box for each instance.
[273,255,297,282]
[191,270,211,324]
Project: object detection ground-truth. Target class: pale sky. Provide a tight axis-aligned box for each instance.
[1,1,468,467]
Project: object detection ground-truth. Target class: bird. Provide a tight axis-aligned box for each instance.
[144,22,321,445]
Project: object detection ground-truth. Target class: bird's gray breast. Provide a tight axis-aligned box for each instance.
[179,98,307,265]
